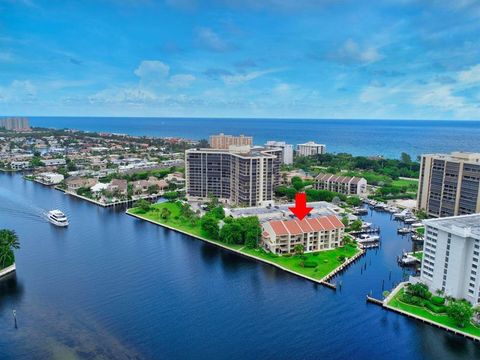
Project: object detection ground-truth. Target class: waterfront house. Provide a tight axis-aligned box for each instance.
[107,179,128,196]
[66,177,97,192]
[261,215,345,255]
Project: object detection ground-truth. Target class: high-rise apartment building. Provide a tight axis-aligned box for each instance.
[265,140,293,164]
[418,214,480,305]
[0,117,31,131]
[185,146,281,206]
[417,152,480,217]
[297,141,326,156]
[208,133,253,149]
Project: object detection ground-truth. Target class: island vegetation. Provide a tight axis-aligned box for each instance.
[0,229,20,270]
[388,283,480,337]
[128,198,360,281]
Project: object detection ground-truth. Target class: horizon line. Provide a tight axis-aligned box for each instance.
[3,115,480,122]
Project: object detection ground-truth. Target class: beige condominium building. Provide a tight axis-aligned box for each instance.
[417,152,480,217]
[208,133,253,149]
[185,145,282,206]
[1,117,31,131]
[261,214,345,255]
[314,173,367,196]
[297,141,326,156]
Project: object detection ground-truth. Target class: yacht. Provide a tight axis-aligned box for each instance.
[397,227,411,234]
[356,233,380,243]
[47,210,69,227]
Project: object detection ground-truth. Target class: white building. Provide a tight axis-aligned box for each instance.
[36,172,64,185]
[265,141,294,164]
[41,158,66,166]
[10,161,31,170]
[418,214,480,305]
[297,141,326,157]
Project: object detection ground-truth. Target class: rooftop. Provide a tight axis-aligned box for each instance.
[423,151,480,163]
[424,214,480,239]
[186,146,280,158]
[228,201,339,222]
[265,215,344,236]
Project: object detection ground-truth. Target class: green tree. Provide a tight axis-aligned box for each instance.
[0,229,20,269]
[147,184,159,194]
[447,301,474,328]
[291,176,304,191]
[219,221,243,244]
[346,196,362,207]
[200,216,220,239]
[209,206,225,220]
[135,199,151,213]
[294,244,305,257]
[163,191,179,201]
[160,207,172,220]
[349,220,363,232]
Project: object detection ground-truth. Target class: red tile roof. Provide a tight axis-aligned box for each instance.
[265,215,344,236]
[270,220,289,236]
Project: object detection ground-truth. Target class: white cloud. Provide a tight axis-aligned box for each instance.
[196,27,230,52]
[0,80,36,103]
[169,74,195,88]
[458,64,480,84]
[89,87,159,104]
[134,60,170,84]
[273,83,293,94]
[221,68,283,86]
[334,39,384,64]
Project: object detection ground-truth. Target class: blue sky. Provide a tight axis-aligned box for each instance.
[1,0,480,119]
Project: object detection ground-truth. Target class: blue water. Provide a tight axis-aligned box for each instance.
[29,117,480,159]
[1,173,479,359]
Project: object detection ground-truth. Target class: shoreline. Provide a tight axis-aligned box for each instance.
[376,282,480,343]
[0,263,16,279]
[126,210,364,288]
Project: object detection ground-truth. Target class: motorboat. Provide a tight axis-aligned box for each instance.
[397,227,410,234]
[353,207,368,215]
[356,233,380,243]
[398,254,420,266]
[412,234,424,242]
[404,217,418,224]
[47,209,69,227]
[361,222,372,229]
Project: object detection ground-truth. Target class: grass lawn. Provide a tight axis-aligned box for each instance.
[412,251,423,261]
[241,244,359,280]
[416,227,425,235]
[127,202,242,250]
[391,178,419,188]
[388,289,480,337]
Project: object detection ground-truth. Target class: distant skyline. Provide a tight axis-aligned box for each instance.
[1,0,480,120]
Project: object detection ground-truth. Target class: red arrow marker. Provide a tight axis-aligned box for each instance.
[289,192,313,220]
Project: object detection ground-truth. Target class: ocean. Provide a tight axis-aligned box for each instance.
[29,117,480,159]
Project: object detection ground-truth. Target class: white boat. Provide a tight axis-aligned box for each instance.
[404,217,418,224]
[399,254,419,265]
[356,233,380,243]
[47,209,69,227]
[361,222,372,229]
[411,222,424,228]
[397,227,410,234]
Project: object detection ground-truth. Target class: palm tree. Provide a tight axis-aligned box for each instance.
[0,229,20,269]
